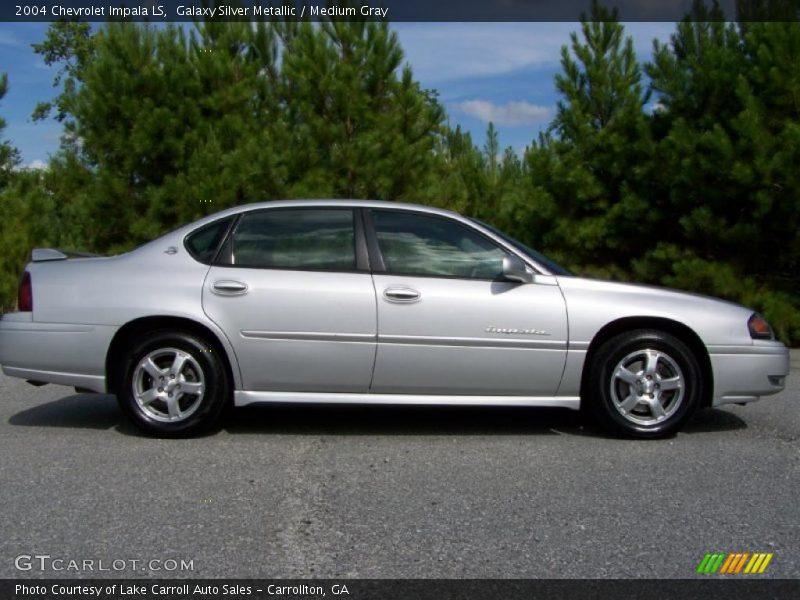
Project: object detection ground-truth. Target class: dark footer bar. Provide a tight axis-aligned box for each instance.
[2,579,799,600]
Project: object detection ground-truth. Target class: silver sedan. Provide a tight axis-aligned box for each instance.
[0,200,789,437]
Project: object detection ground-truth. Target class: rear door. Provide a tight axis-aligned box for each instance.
[366,209,568,396]
[202,207,377,393]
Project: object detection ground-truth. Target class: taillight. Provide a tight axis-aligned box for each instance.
[18,271,32,312]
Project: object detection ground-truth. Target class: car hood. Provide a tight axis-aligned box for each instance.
[555,276,756,346]
[560,276,745,308]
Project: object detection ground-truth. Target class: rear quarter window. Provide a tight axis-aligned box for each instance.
[184,217,234,264]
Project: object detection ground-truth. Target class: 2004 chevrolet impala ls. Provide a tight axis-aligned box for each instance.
[0,200,789,438]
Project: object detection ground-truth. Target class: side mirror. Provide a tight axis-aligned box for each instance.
[502,255,533,284]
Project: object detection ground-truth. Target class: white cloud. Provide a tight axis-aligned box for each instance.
[26,159,47,170]
[0,30,22,48]
[394,23,573,83]
[454,99,551,126]
[394,22,675,85]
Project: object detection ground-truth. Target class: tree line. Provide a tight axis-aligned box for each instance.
[0,1,798,343]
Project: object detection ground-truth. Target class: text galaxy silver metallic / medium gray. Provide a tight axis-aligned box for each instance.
[0,200,789,437]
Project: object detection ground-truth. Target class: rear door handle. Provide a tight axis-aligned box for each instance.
[383,287,421,303]
[212,280,248,296]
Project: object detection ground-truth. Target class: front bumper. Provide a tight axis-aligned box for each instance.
[0,313,116,393]
[708,342,790,406]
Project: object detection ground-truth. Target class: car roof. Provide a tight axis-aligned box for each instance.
[175,199,469,241]
[198,199,461,221]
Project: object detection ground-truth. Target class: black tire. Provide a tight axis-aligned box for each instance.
[117,330,230,437]
[587,329,702,439]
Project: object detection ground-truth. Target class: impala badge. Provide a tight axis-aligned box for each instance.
[485,326,551,336]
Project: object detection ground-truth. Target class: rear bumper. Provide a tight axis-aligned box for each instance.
[708,342,790,406]
[0,313,115,393]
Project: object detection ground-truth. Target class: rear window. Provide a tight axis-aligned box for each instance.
[184,217,234,264]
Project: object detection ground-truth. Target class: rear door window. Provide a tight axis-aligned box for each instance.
[231,208,356,271]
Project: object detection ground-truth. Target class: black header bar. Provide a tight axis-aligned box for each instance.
[4,0,800,23]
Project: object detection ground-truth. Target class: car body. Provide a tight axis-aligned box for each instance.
[0,200,790,437]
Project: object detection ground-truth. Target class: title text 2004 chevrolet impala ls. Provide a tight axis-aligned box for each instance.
[0,200,789,438]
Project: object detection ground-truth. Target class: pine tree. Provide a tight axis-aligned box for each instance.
[0,73,20,189]
[278,18,444,199]
[483,122,499,178]
[427,125,485,215]
[23,7,798,342]
[0,74,71,309]
[643,2,800,340]
[33,21,286,251]
[524,0,654,276]
[31,20,95,123]
[31,17,445,254]
[0,72,24,309]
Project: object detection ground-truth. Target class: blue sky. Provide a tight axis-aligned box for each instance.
[0,22,676,168]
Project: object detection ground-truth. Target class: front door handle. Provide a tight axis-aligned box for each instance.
[212,280,248,296]
[383,287,421,303]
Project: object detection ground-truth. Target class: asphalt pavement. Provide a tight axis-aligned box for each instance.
[1,352,797,579]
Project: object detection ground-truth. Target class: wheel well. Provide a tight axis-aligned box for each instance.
[579,317,713,408]
[105,316,235,395]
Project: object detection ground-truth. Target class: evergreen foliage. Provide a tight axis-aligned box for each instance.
[0,73,20,188]
[0,6,797,343]
[522,1,656,279]
[641,4,800,341]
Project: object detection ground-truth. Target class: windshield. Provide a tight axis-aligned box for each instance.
[472,219,573,276]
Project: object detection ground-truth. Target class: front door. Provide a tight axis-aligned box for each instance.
[367,209,568,396]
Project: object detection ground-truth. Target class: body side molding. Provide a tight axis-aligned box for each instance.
[235,390,580,409]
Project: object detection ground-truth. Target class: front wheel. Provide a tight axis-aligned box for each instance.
[587,329,702,438]
[118,330,230,437]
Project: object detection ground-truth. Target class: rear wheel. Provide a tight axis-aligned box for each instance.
[118,330,230,437]
[588,329,701,438]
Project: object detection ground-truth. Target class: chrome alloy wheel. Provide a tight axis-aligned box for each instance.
[131,348,205,423]
[609,349,685,426]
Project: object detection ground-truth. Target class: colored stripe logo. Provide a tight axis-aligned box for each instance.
[697,552,773,574]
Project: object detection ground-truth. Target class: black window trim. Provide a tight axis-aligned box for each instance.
[212,214,240,266]
[187,204,547,280]
[364,207,518,283]
[353,209,370,271]
[360,208,385,272]
[211,206,369,275]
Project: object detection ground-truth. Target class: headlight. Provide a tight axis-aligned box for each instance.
[748,313,774,340]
